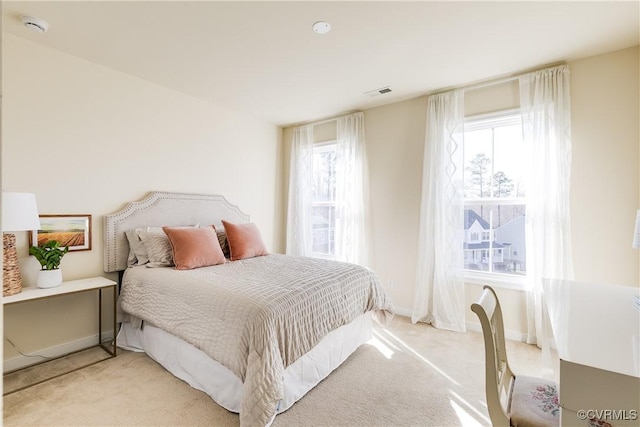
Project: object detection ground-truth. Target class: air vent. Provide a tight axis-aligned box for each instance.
[364,86,392,97]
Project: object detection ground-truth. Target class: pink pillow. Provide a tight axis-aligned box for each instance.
[220,220,268,260]
[162,226,226,270]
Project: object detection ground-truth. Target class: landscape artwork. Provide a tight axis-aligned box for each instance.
[30,214,92,251]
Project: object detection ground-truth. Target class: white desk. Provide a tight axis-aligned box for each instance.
[543,279,640,426]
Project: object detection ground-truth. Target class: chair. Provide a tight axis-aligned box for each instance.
[471,285,559,427]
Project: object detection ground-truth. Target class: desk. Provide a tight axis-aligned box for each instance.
[3,276,117,394]
[543,279,640,426]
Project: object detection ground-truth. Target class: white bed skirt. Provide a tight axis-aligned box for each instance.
[117,312,373,414]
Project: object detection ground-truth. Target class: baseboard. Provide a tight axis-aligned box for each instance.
[3,330,115,373]
[391,306,413,318]
[465,321,527,342]
[391,306,527,342]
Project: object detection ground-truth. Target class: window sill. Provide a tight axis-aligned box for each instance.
[463,270,526,291]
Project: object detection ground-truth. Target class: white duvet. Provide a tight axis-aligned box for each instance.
[118,254,393,427]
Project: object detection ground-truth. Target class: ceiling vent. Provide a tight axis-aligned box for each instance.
[364,86,392,97]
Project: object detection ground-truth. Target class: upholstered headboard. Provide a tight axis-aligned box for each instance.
[103,191,249,273]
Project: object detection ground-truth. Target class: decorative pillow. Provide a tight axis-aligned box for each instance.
[198,224,231,258]
[137,227,175,268]
[125,228,151,266]
[216,228,231,258]
[163,226,226,270]
[125,229,141,267]
[221,220,268,261]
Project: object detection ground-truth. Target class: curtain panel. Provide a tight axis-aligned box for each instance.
[335,112,370,266]
[412,90,467,332]
[286,125,314,257]
[520,64,575,346]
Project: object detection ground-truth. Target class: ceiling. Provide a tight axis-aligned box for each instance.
[3,1,639,127]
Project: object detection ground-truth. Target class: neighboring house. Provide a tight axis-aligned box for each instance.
[495,215,526,273]
[463,209,526,274]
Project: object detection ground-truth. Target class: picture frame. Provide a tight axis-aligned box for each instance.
[29,214,92,252]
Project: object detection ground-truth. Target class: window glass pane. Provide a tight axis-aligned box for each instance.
[464,204,526,276]
[312,144,337,258]
[312,205,335,255]
[464,129,493,198]
[493,124,525,197]
[312,148,336,202]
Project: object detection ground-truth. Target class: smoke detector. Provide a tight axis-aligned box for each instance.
[20,15,49,33]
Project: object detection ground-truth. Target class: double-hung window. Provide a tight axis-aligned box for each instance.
[462,111,526,287]
[311,142,337,259]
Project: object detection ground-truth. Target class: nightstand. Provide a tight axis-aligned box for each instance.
[3,276,117,394]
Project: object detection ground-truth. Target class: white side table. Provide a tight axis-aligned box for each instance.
[3,276,117,394]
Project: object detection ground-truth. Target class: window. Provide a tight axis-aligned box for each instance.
[311,143,337,258]
[462,112,526,279]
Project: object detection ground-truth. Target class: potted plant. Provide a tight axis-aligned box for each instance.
[29,240,69,288]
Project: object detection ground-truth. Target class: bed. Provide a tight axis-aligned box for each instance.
[103,191,393,427]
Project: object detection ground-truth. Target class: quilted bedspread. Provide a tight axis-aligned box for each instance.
[119,254,393,427]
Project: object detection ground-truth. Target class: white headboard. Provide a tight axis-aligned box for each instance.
[103,191,249,273]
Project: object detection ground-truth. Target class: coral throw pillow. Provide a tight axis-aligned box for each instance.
[163,226,226,270]
[221,220,268,261]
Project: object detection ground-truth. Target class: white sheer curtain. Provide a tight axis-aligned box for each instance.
[286,124,314,257]
[335,112,370,265]
[520,64,574,346]
[412,90,466,332]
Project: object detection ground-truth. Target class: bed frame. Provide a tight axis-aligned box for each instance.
[103,191,249,275]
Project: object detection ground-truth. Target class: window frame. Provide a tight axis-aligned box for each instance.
[462,109,527,290]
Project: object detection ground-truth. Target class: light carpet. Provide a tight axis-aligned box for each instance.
[3,315,544,426]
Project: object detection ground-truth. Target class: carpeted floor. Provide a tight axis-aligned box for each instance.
[3,315,544,426]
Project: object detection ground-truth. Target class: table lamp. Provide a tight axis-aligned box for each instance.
[2,192,41,296]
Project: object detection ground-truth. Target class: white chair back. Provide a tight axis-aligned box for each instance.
[471,285,515,427]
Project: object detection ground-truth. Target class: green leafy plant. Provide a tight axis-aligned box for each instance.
[29,240,69,270]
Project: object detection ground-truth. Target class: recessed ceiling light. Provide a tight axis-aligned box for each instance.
[20,15,49,33]
[312,21,331,35]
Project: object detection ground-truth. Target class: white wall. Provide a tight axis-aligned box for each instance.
[282,46,640,338]
[2,34,281,365]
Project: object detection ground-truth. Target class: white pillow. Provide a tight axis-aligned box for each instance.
[137,227,174,268]
[125,229,150,266]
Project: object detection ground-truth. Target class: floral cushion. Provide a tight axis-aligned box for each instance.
[510,375,559,427]
[588,419,612,427]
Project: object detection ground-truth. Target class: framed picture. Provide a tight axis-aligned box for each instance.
[30,214,92,252]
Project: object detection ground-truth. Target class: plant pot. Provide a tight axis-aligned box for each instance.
[36,269,63,289]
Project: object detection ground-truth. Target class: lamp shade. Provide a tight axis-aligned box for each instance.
[633,209,640,249]
[2,192,41,232]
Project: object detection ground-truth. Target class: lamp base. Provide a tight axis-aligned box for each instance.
[3,233,23,296]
